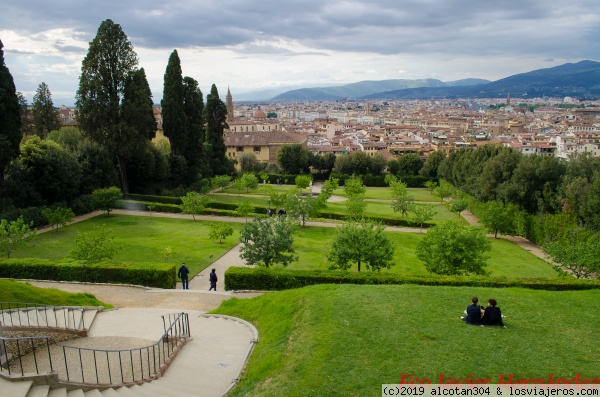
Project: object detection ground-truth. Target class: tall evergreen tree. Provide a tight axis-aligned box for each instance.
[204,84,229,176]
[17,92,34,136]
[75,19,150,194]
[0,39,22,196]
[182,76,205,182]
[32,82,61,138]
[161,50,187,156]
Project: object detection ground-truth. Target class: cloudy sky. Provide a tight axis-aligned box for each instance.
[1,0,599,105]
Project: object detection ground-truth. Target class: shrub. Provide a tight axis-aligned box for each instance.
[224,267,600,292]
[0,258,176,289]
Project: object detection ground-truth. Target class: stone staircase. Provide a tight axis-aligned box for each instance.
[0,305,101,335]
[0,378,201,397]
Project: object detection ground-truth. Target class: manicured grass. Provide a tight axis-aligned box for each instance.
[333,186,440,202]
[0,279,112,308]
[213,284,600,397]
[287,226,557,278]
[12,215,243,277]
[325,200,464,224]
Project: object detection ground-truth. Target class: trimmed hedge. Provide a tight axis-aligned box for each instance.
[0,258,176,289]
[225,267,600,292]
[124,194,181,205]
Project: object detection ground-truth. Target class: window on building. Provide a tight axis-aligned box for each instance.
[254,146,261,153]
[237,146,243,152]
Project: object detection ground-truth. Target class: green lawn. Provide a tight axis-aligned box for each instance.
[0,279,111,308]
[332,186,440,202]
[213,284,600,397]
[13,215,243,276]
[211,192,459,224]
[286,226,557,278]
[324,200,459,223]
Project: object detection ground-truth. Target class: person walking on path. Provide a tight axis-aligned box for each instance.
[178,263,190,290]
[209,268,218,291]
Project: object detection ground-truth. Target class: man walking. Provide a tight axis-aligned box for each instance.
[209,268,218,291]
[178,263,189,290]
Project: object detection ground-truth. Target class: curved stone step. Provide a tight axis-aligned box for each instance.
[26,385,50,397]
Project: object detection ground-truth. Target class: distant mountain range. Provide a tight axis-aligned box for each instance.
[260,60,600,101]
[271,78,490,101]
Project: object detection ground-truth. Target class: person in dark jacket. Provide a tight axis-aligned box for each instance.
[178,263,189,290]
[480,299,505,327]
[209,268,218,291]
[462,297,482,325]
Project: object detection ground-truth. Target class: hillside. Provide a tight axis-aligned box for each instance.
[361,60,600,99]
[272,78,489,101]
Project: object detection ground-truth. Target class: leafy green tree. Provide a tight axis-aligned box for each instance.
[410,204,436,233]
[235,173,259,193]
[182,76,205,182]
[295,174,312,190]
[450,197,469,218]
[424,180,438,195]
[17,136,82,205]
[239,217,298,267]
[238,152,257,172]
[260,173,269,185]
[42,207,75,231]
[435,181,452,202]
[542,228,600,279]
[477,200,517,238]
[0,217,37,258]
[31,82,61,138]
[387,159,400,176]
[68,225,120,263]
[236,200,255,221]
[277,144,311,174]
[286,189,326,227]
[416,220,491,275]
[212,175,231,192]
[328,220,395,272]
[0,39,22,196]
[92,186,123,216]
[583,172,600,231]
[344,176,366,197]
[419,150,445,178]
[320,177,339,201]
[180,191,210,221]
[17,92,34,136]
[75,19,152,194]
[162,50,187,157]
[397,153,423,176]
[390,180,415,218]
[345,195,367,221]
[204,84,229,176]
[208,222,234,244]
[311,153,336,173]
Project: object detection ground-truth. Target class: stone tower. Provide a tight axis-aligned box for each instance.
[226,87,234,121]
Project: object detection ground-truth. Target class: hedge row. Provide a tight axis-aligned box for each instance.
[124,194,181,205]
[0,258,176,289]
[224,267,600,292]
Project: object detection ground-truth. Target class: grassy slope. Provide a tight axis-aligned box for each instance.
[288,227,558,278]
[12,215,243,276]
[0,279,112,308]
[213,284,600,397]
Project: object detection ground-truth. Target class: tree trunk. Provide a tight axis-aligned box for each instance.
[117,156,129,194]
[358,260,361,272]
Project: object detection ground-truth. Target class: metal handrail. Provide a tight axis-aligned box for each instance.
[0,302,87,331]
[0,312,190,387]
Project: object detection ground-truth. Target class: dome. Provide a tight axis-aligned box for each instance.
[252,106,266,119]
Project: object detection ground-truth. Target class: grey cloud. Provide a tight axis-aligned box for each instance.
[2,0,599,60]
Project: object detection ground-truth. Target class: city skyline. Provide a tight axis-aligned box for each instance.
[2,0,599,105]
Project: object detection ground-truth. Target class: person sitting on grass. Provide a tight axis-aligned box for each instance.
[480,299,506,328]
[461,297,482,325]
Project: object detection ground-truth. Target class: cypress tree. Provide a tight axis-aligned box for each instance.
[182,76,205,183]
[0,39,22,196]
[75,19,153,194]
[204,84,229,176]
[161,50,187,156]
[32,82,61,138]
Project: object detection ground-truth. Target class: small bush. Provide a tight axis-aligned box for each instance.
[224,267,600,292]
[0,258,176,289]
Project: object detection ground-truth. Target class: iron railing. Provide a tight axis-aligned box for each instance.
[0,311,190,386]
[0,302,86,331]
